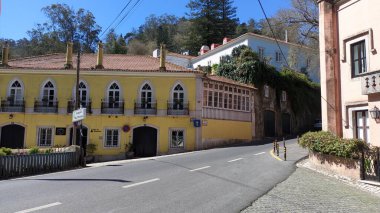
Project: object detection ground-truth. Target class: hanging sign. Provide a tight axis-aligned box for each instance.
[72,108,86,122]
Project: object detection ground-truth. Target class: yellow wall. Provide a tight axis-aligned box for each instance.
[0,70,197,156]
[202,119,252,140]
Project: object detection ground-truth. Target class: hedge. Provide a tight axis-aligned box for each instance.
[298,131,368,159]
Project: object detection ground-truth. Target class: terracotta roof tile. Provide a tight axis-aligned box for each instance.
[204,75,257,89]
[167,52,195,60]
[8,53,193,72]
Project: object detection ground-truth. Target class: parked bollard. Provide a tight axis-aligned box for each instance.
[276,140,279,156]
[273,140,276,153]
[284,146,287,161]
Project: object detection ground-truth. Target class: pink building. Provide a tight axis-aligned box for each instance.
[319,0,380,146]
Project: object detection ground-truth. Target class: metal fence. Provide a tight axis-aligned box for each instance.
[0,152,80,179]
[361,147,380,182]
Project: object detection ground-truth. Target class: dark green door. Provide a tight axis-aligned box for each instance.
[264,110,275,137]
[133,127,157,157]
[0,124,25,148]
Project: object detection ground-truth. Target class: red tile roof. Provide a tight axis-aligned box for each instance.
[7,53,194,72]
[204,75,257,89]
[167,52,195,60]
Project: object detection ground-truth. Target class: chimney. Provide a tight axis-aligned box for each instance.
[153,49,160,58]
[200,45,210,55]
[211,43,220,50]
[64,42,73,69]
[223,37,231,45]
[96,41,104,69]
[285,30,288,43]
[159,44,166,71]
[1,43,9,67]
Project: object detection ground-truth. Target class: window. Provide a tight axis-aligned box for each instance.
[38,127,53,147]
[108,82,120,108]
[258,47,265,59]
[78,81,87,104]
[170,129,184,148]
[105,129,119,147]
[42,81,55,106]
[9,80,23,104]
[275,52,282,62]
[351,40,367,77]
[282,91,287,102]
[141,83,153,109]
[173,84,184,110]
[355,111,370,143]
[264,85,269,98]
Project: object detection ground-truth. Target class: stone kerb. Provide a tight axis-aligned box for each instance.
[309,151,361,181]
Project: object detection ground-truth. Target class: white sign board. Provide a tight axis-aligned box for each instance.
[72,108,86,122]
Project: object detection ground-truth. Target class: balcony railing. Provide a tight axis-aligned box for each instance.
[1,98,25,112]
[34,98,58,113]
[67,99,92,114]
[134,101,157,115]
[361,70,380,95]
[167,101,189,115]
[101,99,124,114]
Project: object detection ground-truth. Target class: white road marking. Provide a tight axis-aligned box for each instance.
[228,158,243,163]
[254,152,266,156]
[122,178,160,189]
[189,166,211,172]
[15,202,62,213]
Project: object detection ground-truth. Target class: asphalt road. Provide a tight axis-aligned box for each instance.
[0,139,308,213]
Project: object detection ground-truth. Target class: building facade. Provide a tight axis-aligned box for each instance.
[319,0,380,146]
[190,33,320,83]
[0,43,256,161]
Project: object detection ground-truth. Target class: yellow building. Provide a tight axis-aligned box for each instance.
[0,43,256,161]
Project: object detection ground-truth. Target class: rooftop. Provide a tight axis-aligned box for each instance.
[5,53,193,72]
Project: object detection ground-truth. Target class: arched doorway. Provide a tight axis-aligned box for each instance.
[264,110,275,137]
[69,126,88,155]
[0,124,25,148]
[133,126,157,157]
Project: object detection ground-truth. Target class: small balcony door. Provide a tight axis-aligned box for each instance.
[141,84,152,109]
[355,110,370,143]
[173,84,184,110]
[9,81,23,105]
[108,83,120,108]
[78,82,87,107]
[42,81,55,107]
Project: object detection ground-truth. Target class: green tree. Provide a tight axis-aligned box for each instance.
[104,29,127,54]
[186,0,238,54]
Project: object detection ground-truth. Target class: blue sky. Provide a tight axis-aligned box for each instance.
[0,0,291,40]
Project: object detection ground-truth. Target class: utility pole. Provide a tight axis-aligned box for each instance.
[75,45,85,167]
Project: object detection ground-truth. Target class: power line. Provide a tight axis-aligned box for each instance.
[113,0,143,32]
[256,0,290,68]
[256,0,352,132]
[99,0,134,39]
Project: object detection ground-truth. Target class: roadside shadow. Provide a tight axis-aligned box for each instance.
[24,178,131,183]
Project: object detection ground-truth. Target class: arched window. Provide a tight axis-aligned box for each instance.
[9,80,23,104]
[140,83,152,109]
[78,81,88,103]
[172,84,184,110]
[108,82,120,108]
[42,81,55,106]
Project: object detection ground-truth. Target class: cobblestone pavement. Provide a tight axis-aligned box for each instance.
[242,167,380,213]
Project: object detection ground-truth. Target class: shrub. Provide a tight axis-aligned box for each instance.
[29,147,40,155]
[0,150,6,156]
[0,147,12,155]
[45,148,53,154]
[86,143,97,155]
[299,131,368,159]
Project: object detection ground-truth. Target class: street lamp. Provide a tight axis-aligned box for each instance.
[370,106,380,119]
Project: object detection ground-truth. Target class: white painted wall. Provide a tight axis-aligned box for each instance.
[191,34,320,82]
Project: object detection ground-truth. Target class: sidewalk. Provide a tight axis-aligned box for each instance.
[242,164,380,213]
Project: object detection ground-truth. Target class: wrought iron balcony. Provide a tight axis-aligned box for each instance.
[1,97,25,112]
[101,99,124,114]
[34,98,58,113]
[361,71,380,95]
[134,101,157,115]
[67,99,92,114]
[167,101,189,116]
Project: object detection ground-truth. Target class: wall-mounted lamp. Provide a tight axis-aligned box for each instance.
[370,106,380,119]
[143,116,148,121]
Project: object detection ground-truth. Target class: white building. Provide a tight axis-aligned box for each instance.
[191,33,320,83]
